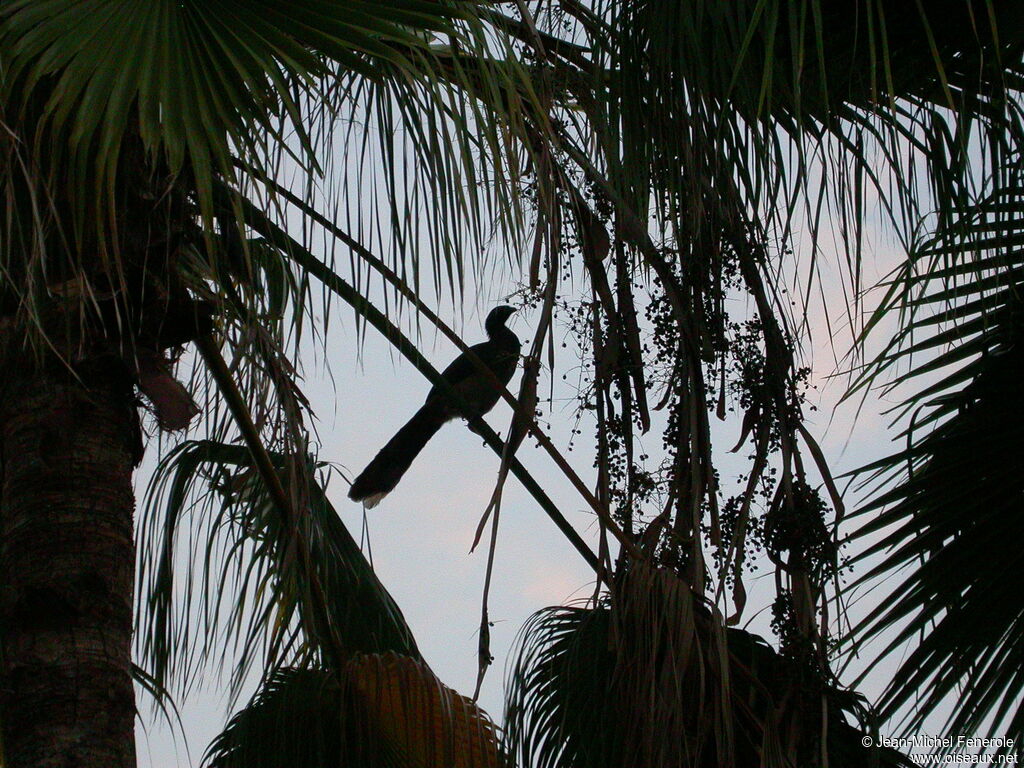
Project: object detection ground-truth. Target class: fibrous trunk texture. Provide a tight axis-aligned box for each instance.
[0,360,138,768]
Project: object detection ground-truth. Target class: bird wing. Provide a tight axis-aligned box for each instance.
[435,341,489,386]
[427,341,514,415]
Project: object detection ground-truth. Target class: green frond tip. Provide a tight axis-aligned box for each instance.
[0,0,501,240]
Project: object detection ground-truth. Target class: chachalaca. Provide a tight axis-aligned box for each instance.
[348,305,520,507]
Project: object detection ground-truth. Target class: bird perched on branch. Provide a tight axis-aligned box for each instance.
[349,305,520,508]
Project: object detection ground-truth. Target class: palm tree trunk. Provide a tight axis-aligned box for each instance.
[0,358,139,768]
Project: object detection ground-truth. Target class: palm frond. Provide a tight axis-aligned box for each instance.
[132,662,187,746]
[137,439,419,698]
[1,0,490,215]
[204,667,350,768]
[1,0,536,370]
[846,164,1024,748]
[504,565,911,768]
[565,0,1024,332]
[205,654,502,768]
[347,652,503,768]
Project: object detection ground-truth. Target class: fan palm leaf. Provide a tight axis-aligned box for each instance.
[206,654,502,768]
[505,565,913,768]
[1,0,502,206]
[846,164,1024,749]
[142,439,502,767]
[1,0,533,362]
[139,439,419,694]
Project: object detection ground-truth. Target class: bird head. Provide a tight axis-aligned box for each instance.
[485,304,516,336]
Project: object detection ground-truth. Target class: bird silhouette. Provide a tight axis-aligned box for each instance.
[348,305,520,507]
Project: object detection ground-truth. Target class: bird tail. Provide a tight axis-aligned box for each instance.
[348,403,448,507]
